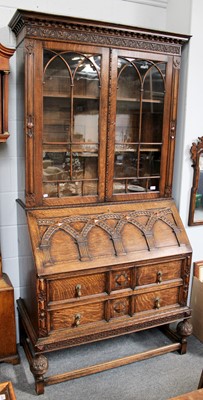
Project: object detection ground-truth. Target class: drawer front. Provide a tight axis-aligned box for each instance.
[135,287,180,313]
[110,297,131,319]
[136,260,182,286]
[111,269,132,291]
[49,302,105,331]
[48,273,106,302]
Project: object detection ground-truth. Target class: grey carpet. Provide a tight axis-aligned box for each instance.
[0,328,202,399]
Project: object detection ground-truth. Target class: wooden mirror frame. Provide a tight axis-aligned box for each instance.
[0,381,16,399]
[0,43,15,143]
[188,136,203,225]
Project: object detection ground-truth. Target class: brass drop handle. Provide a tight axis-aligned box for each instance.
[75,284,82,297]
[155,297,161,309]
[157,271,162,283]
[75,313,81,327]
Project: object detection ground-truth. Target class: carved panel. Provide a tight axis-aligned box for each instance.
[111,298,129,318]
[112,270,131,290]
[37,278,48,337]
[37,207,182,266]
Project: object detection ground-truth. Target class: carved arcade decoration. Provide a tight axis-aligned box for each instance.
[37,207,182,267]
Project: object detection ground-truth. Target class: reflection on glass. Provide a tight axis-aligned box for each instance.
[194,153,203,222]
[43,97,70,143]
[42,50,101,198]
[114,57,165,194]
[114,147,137,178]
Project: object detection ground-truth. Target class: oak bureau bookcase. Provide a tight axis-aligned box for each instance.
[9,10,192,395]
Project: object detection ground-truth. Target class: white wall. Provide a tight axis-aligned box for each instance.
[0,0,201,340]
[166,0,192,34]
[167,0,203,262]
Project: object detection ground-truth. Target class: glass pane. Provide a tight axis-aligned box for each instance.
[117,58,140,99]
[127,180,146,193]
[59,181,82,197]
[74,56,100,98]
[43,151,69,181]
[43,97,70,143]
[139,177,159,192]
[114,145,137,178]
[43,50,101,198]
[113,180,126,194]
[43,51,71,144]
[116,58,140,144]
[140,146,161,177]
[43,52,71,96]
[73,99,99,143]
[43,183,58,198]
[142,63,165,143]
[113,179,147,194]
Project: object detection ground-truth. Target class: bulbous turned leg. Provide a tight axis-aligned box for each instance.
[30,354,49,395]
[177,319,193,354]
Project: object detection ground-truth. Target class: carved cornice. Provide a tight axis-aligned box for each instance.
[9,10,190,55]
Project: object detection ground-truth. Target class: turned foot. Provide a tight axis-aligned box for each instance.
[176,319,193,354]
[30,354,49,395]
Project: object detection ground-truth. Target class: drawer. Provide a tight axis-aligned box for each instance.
[110,297,131,319]
[48,273,106,302]
[49,301,105,331]
[111,269,133,291]
[136,260,182,286]
[135,287,180,313]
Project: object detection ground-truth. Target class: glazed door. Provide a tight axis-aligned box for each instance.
[24,40,177,208]
[41,44,109,205]
[106,49,174,202]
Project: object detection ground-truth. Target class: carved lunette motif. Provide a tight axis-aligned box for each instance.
[9,12,188,55]
[38,207,181,264]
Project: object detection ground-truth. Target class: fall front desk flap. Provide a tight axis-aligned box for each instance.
[26,199,192,276]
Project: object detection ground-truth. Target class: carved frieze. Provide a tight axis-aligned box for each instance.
[26,26,182,55]
[9,11,187,56]
[35,310,191,353]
